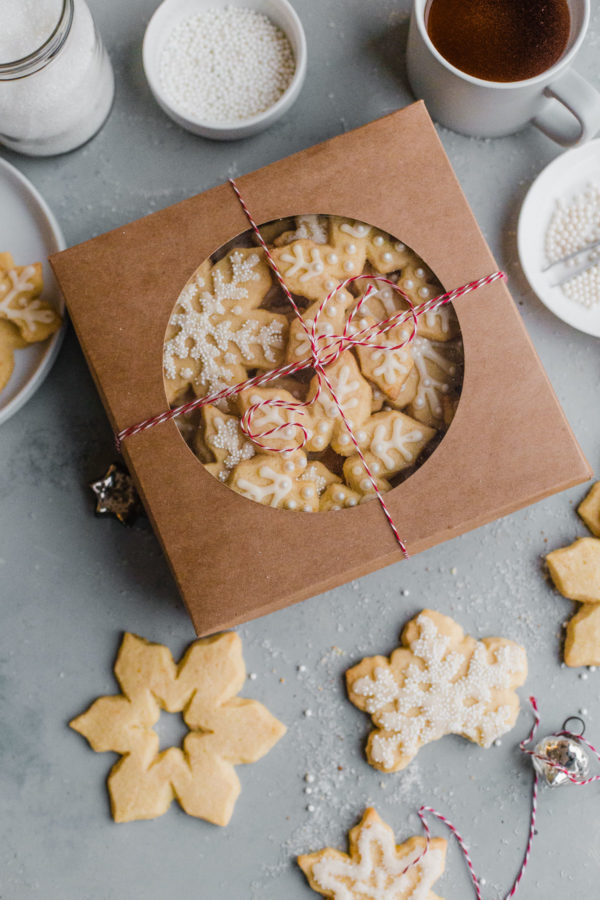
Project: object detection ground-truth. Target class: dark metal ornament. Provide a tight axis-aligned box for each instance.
[89,463,143,526]
[533,734,590,787]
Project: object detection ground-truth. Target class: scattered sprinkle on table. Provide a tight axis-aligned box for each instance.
[159,6,296,123]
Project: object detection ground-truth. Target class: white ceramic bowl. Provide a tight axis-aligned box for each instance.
[143,0,307,141]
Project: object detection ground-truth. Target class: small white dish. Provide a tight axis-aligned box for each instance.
[0,156,66,425]
[143,0,307,141]
[518,139,600,338]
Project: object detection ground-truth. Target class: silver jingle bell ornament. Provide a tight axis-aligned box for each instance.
[533,735,590,787]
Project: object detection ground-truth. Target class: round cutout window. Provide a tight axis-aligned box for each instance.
[162,215,463,511]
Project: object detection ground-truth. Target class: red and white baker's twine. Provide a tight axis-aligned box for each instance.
[401,696,600,898]
[116,179,506,554]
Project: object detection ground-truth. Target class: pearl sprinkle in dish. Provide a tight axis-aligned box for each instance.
[546,182,600,309]
[159,7,296,124]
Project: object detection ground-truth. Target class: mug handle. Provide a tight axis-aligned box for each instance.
[533,69,600,147]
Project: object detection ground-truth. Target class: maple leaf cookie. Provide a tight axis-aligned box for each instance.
[346,609,527,772]
[69,631,286,825]
[578,483,600,537]
[298,807,447,900]
[0,254,61,343]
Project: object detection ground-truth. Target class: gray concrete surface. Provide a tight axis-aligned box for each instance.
[1,1,599,897]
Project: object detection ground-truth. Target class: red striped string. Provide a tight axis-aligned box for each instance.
[116,181,505,554]
[404,696,599,898]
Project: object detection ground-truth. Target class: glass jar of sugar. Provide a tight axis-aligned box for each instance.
[0,0,114,156]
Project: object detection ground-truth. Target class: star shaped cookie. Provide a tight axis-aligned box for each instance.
[70,631,286,824]
[346,610,527,772]
[298,807,447,899]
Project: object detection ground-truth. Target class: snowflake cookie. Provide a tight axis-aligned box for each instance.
[69,631,286,824]
[163,248,288,403]
[0,252,61,344]
[298,807,447,900]
[346,609,527,772]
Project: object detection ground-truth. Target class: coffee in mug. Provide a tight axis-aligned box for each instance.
[426,0,571,83]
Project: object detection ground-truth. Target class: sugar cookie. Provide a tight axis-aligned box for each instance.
[0,253,60,343]
[163,249,287,402]
[319,483,361,510]
[298,807,447,900]
[546,537,600,603]
[564,605,600,667]
[228,451,318,510]
[355,317,415,401]
[578,483,600,537]
[70,632,286,825]
[405,337,461,426]
[346,609,527,772]
[237,387,302,453]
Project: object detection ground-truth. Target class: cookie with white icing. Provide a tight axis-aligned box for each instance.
[237,387,302,454]
[301,461,341,497]
[298,807,447,900]
[163,250,287,403]
[306,351,373,452]
[355,316,415,401]
[0,253,61,344]
[319,483,361,511]
[346,609,527,772]
[201,406,255,475]
[228,451,318,510]
[366,232,416,274]
[342,456,393,498]
[340,412,437,482]
[285,289,355,365]
[273,214,329,246]
[401,337,461,427]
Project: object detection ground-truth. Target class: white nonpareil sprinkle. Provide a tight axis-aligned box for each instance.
[545,182,600,309]
[159,7,295,123]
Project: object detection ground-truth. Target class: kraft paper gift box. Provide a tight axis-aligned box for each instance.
[50,102,591,635]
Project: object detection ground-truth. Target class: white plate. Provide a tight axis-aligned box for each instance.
[0,156,66,424]
[518,139,600,338]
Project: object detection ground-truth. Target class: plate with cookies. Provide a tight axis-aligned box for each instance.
[0,156,66,425]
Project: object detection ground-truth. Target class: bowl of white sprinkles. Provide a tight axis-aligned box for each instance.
[143,0,307,140]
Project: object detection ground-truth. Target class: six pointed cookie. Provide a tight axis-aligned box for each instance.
[70,631,286,825]
[298,807,447,900]
[0,253,61,343]
[346,609,527,772]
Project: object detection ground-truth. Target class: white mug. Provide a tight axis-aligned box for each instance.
[406,0,600,146]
